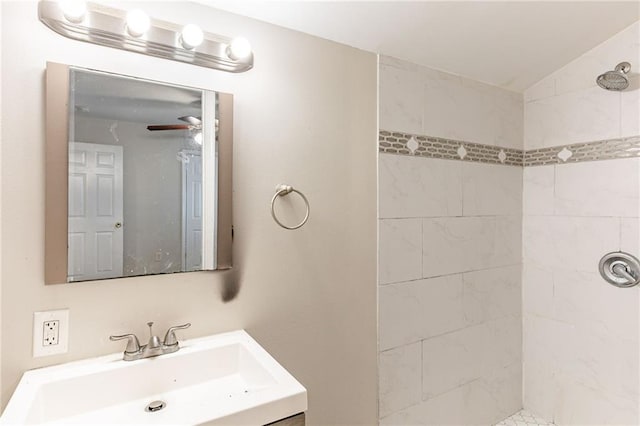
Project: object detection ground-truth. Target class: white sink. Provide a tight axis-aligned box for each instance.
[1,330,307,425]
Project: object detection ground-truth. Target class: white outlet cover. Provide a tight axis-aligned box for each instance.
[33,309,69,357]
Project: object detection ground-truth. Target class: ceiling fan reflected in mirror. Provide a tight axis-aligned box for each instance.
[146,115,202,131]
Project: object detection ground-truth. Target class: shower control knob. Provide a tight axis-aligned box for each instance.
[599,251,640,288]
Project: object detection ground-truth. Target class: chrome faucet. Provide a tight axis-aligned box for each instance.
[110,322,191,361]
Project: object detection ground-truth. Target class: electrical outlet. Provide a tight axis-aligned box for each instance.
[33,309,69,357]
[43,320,59,346]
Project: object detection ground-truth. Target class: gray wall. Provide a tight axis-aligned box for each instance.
[0,2,378,424]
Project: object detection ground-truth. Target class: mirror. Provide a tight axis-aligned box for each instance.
[45,63,232,284]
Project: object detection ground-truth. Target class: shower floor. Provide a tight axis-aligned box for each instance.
[495,410,554,426]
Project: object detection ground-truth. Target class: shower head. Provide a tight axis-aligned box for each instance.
[596,62,631,91]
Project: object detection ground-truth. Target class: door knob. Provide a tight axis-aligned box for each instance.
[115,222,122,229]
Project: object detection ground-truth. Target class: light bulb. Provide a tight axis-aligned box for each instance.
[193,132,203,145]
[126,9,150,37]
[180,24,204,50]
[227,37,252,60]
[58,0,86,23]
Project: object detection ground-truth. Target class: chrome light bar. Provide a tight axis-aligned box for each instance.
[38,1,254,73]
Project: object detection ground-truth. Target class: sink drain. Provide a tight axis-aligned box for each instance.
[145,400,166,413]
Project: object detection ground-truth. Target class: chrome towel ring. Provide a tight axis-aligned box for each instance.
[271,184,310,230]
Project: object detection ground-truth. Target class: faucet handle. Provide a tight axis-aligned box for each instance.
[109,333,141,354]
[163,323,191,346]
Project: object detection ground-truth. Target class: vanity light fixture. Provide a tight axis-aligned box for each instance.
[180,24,205,50]
[125,9,150,38]
[227,37,252,60]
[39,1,253,73]
[57,0,86,23]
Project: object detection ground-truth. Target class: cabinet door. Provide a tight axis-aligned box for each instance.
[265,413,305,426]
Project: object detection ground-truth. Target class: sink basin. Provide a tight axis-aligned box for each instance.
[1,330,307,425]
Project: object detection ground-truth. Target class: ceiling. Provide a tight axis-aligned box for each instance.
[196,1,640,92]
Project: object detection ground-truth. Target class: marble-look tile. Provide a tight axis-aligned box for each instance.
[523,360,557,424]
[379,62,424,135]
[552,269,639,343]
[554,158,639,217]
[379,155,462,219]
[553,319,639,401]
[480,363,523,425]
[379,342,422,418]
[522,264,554,318]
[524,86,621,150]
[620,218,640,254]
[462,163,523,216]
[621,78,640,137]
[422,323,491,399]
[523,215,619,274]
[523,165,554,216]
[422,317,520,400]
[524,78,555,103]
[423,71,523,150]
[463,265,522,324]
[423,216,521,277]
[378,275,467,351]
[382,363,522,426]
[379,219,422,285]
[554,381,639,426]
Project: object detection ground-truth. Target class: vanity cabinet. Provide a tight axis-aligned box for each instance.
[266,413,305,426]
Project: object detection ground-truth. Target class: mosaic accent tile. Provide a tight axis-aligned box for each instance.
[379,130,640,167]
[378,130,524,167]
[524,135,640,166]
[495,410,554,426]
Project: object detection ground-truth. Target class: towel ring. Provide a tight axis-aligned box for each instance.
[271,184,310,230]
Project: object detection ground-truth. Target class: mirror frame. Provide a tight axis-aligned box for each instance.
[44,62,233,284]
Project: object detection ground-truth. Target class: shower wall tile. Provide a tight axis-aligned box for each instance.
[379,62,424,135]
[620,218,640,254]
[378,219,422,285]
[462,265,522,323]
[379,155,462,219]
[524,78,555,103]
[523,166,554,215]
[523,215,619,274]
[553,158,640,217]
[422,216,521,277]
[621,79,640,137]
[381,363,522,426]
[524,86,621,150]
[379,342,422,418]
[380,54,523,150]
[462,163,523,216]
[421,317,520,400]
[522,264,554,318]
[378,275,467,351]
[379,56,523,424]
[553,269,639,342]
[422,70,523,150]
[553,381,639,426]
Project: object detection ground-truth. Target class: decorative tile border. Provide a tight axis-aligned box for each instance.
[524,135,640,166]
[379,130,523,166]
[379,130,640,167]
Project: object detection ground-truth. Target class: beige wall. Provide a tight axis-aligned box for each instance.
[0,2,378,425]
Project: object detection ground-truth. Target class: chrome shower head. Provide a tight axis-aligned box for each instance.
[596,62,631,91]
